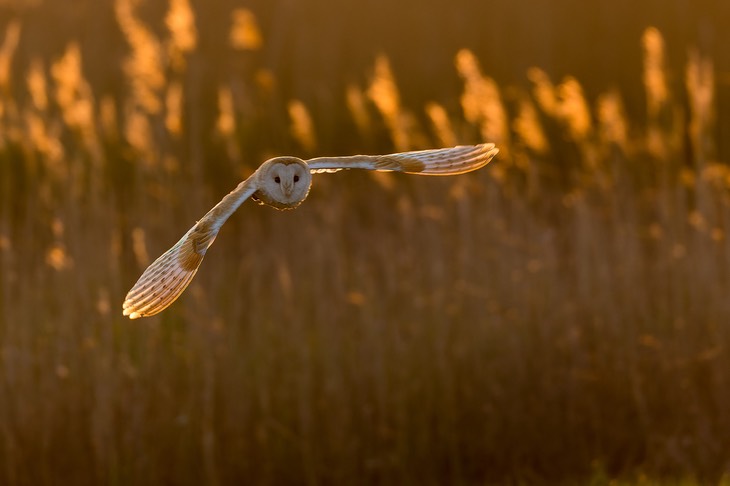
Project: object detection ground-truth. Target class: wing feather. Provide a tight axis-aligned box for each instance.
[306,143,498,175]
[122,173,259,319]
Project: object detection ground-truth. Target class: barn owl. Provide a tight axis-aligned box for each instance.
[122,143,498,319]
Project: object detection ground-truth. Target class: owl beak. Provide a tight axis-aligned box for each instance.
[282,181,293,196]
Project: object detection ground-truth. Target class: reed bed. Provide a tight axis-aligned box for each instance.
[1,2,729,484]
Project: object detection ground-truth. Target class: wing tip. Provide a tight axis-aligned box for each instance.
[483,144,499,161]
[122,300,142,319]
[415,142,499,175]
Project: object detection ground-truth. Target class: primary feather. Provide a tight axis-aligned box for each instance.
[306,143,498,175]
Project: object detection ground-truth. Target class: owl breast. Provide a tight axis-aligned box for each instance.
[251,190,306,210]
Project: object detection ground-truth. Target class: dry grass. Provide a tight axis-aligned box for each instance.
[1,2,729,484]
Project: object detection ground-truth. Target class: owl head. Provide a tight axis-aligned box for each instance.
[252,156,312,210]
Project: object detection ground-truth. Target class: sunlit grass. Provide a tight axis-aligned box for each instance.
[0,6,729,484]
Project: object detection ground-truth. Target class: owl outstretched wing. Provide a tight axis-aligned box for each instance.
[122,174,259,319]
[306,143,498,175]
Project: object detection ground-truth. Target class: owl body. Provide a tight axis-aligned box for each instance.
[123,143,498,318]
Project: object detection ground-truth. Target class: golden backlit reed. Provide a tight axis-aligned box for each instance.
[456,49,510,153]
[0,20,21,94]
[288,99,317,153]
[25,58,48,111]
[229,8,263,51]
[512,94,548,155]
[642,27,669,120]
[165,0,198,71]
[24,58,63,167]
[555,76,592,143]
[165,81,184,137]
[216,85,236,138]
[367,54,428,151]
[425,102,457,148]
[50,43,102,163]
[346,83,373,139]
[686,49,715,161]
[642,26,683,160]
[596,90,629,151]
[528,66,559,116]
[115,0,165,115]
[123,100,155,162]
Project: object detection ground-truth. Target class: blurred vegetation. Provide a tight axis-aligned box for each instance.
[1,0,730,484]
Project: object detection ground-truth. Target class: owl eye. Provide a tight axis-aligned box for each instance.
[274,176,281,183]
[293,175,300,182]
